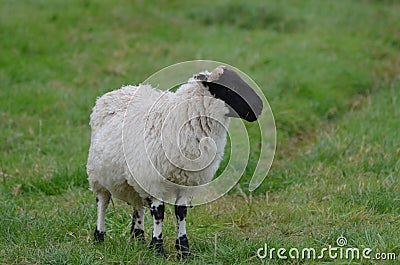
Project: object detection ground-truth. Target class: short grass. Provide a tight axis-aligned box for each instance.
[1,0,400,264]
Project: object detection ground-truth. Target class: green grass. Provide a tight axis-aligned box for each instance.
[1,0,400,264]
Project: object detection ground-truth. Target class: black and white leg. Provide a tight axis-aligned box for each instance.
[94,190,111,243]
[130,207,145,241]
[148,198,166,257]
[175,204,190,257]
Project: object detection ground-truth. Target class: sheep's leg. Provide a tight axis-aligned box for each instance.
[175,205,190,257]
[94,190,111,243]
[130,207,145,242]
[148,198,166,257]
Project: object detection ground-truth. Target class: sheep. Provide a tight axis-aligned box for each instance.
[87,65,263,257]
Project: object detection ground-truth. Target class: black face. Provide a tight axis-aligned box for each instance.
[202,67,263,122]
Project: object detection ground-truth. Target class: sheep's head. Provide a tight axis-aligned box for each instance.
[195,66,263,122]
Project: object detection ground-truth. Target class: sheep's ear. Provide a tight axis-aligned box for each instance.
[204,66,263,122]
[193,73,208,81]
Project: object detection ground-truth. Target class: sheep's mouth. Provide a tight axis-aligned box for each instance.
[225,100,262,122]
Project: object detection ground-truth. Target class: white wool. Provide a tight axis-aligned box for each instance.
[87,81,230,207]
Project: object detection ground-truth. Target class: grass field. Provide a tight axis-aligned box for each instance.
[1,0,399,264]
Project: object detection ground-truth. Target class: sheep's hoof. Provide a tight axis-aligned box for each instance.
[149,237,167,258]
[94,228,105,244]
[131,229,145,243]
[176,235,190,258]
